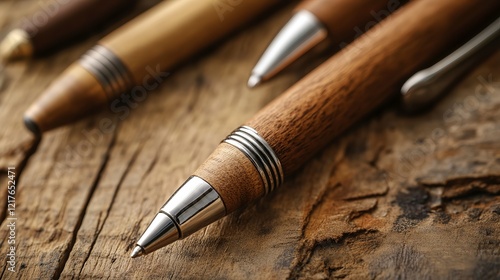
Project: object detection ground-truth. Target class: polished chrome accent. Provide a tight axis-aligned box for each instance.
[223,126,284,194]
[135,212,178,254]
[130,246,144,258]
[248,10,327,87]
[402,17,500,112]
[0,29,33,62]
[80,45,134,100]
[135,176,225,255]
[161,176,226,237]
[247,74,262,88]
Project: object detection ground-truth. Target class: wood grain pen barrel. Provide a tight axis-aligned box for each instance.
[1,0,139,61]
[23,0,139,55]
[296,0,402,46]
[133,0,499,256]
[100,0,281,86]
[194,0,500,212]
[248,0,410,87]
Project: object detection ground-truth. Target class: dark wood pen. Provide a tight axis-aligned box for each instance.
[0,0,138,61]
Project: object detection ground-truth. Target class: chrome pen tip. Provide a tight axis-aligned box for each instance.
[249,11,328,86]
[130,246,145,258]
[247,74,262,88]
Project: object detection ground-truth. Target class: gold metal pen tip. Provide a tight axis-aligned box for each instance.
[247,75,262,88]
[130,246,145,258]
[0,29,33,62]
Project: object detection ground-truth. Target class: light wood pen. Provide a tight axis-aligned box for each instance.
[23,0,282,134]
[132,0,500,257]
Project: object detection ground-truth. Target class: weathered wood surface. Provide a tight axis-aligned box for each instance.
[0,1,499,279]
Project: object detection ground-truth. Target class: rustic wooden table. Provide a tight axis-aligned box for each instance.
[1,1,499,279]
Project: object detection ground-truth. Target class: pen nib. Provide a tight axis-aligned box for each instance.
[247,74,262,88]
[130,246,145,258]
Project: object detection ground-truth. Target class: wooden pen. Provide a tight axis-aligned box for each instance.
[248,0,408,87]
[0,0,138,61]
[23,0,282,134]
[132,0,500,257]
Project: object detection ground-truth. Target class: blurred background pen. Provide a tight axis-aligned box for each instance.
[248,0,408,88]
[23,0,283,134]
[0,0,140,89]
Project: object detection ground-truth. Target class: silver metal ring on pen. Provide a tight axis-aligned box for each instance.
[239,126,284,185]
[223,126,284,194]
[80,45,134,100]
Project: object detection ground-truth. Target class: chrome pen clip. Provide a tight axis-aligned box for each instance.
[401,17,500,113]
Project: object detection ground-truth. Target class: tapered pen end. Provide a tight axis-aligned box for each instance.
[0,29,33,62]
[247,75,262,88]
[250,11,327,85]
[23,63,111,133]
[23,116,41,136]
[134,177,226,256]
[134,212,179,257]
[130,246,145,258]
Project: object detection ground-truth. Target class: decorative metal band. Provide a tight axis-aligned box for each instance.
[223,126,284,194]
[79,45,134,100]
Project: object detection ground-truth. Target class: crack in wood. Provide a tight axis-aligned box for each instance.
[285,180,340,280]
[77,212,103,277]
[343,187,389,201]
[418,175,500,199]
[76,139,144,277]
[348,200,378,220]
[0,136,40,224]
[419,175,500,187]
[52,130,118,279]
[287,229,378,279]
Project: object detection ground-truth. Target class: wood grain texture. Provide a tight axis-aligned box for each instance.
[194,143,263,212]
[199,0,500,211]
[296,0,398,46]
[24,63,109,132]
[249,0,500,175]
[0,0,499,279]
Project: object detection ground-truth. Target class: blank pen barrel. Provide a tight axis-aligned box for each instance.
[132,0,500,258]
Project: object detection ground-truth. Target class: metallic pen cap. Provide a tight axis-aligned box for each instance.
[248,10,327,87]
[134,176,226,256]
